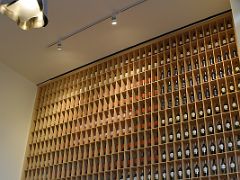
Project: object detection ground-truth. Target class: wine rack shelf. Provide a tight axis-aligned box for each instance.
[23,12,240,180]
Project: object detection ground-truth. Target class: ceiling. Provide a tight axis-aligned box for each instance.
[0,0,231,84]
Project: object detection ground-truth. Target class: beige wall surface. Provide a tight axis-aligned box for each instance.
[231,0,240,49]
[0,62,36,180]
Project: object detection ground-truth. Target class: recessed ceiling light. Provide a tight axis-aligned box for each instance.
[57,40,62,51]
[111,15,117,25]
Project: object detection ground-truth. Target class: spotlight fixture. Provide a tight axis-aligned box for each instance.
[57,40,62,51]
[111,15,117,25]
[0,0,48,30]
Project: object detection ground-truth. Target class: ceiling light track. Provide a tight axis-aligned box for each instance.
[48,0,147,48]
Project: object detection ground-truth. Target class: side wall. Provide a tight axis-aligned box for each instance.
[231,0,240,48]
[0,62,37,180]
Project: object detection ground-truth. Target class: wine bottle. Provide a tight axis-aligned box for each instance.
[120,174,124,180]
[177,165,183,179]
[133,172,137,180]
[224,51,229,60]
[191,110,196,119]
[218,138,225,153]
[172,41,176,47]
[210,140,216,154]
[196,73,201,84]
[162,150,166,162]
[176,114,180,123]
[202,57,206,67]
[206,28,210,35]
[168,115,173,124]
[175,80,179,91]
[193,143,198,157]
[154,170,159,180]
[229,81,234,92]
[234,116,240,129]
[220,158,227,173]
[195,59,199,69]
[161,132,166,143]
[217,54,222,62]
[161,99,165,110]
[222,36,227,44]
[217,121,223,132]
[213,85,218,96]
[197,89,202,100]
[180,64,184,73]
[186,35,190,43]
[237,135,240,149]
[188,61,192,71]
[186,162,191,178]
[170,166,174,180]
[160,70,164,79]
[182,77,186,88]
[199,108,204,117]
[223,103,229,112]
[209,56,214,65]
[199,31,203,38]
[190,91,195,103]
[169,149,174,160]
[207,106,212,116]
[183,112,188,121]
[192,32,196,40]
[161,117,165,126]
[168,81,172,92]
[205,87,210,99]
[215,104,220,113]
[229,157,236,173]
[201,141,207,156]
[175,96,179,107]
[235,65,240,73]
[179,37,183,45]
[227,137,234,151]
[166,43,170,50]
[176,129,181,140]
[161,84,165,94]
[211,69,216,80]
[225,118,232,131]
[233,49,238,58]
[169,131,174,142]
[215,39,219,47]
[184,128,189,139]
[232,97,238,109]
[227,65,232,76]
[219,68,224,78]
[185,144,190,158]
[127,173,130,180]
[194,163,200,177]
[167,68,171,77]
[203,71,208,82]
[189,76,193,86]
[227,21,232,28]
[211,159,217,175]
[192,127,197,137]
[177,146,182,159]
[203,160,208,176]
[162,166,166,180]
[208,124,214,134]
[147,169,151,180]
[200,125,206,136]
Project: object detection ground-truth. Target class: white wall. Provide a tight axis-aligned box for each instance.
[231,0,240,48]
[0,62,37,180]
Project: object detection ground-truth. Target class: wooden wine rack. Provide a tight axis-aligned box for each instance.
[23,11,240,180]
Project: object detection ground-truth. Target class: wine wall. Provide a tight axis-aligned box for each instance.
[23,12,240,180]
